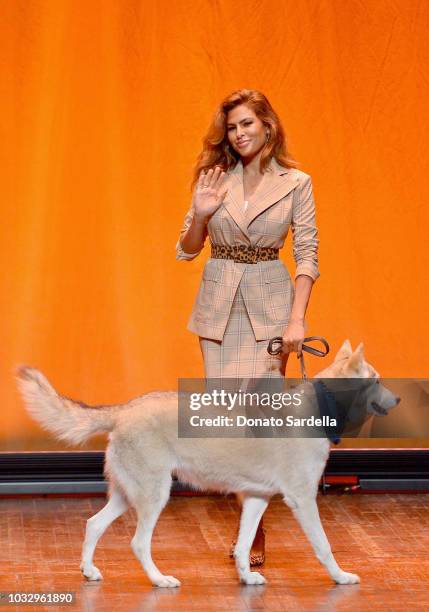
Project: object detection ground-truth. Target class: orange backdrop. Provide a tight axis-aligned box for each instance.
[1,0,428,450]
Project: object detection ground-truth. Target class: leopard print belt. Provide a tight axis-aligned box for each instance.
[211,243,279,264]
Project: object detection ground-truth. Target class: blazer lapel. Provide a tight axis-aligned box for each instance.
[245,158,299,227]
[223,162,250,239]
[223,158,299,239]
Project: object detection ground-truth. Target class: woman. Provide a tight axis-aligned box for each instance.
[176,89,320,565]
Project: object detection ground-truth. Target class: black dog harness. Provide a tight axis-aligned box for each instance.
[312,380,343,445]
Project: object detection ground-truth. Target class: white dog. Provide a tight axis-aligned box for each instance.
[17,340,399,588]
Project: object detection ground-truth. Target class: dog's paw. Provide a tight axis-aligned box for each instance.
[334,571,360,585]
[152,575,181,588]
[80,563,103,581]
[240,571,266,585]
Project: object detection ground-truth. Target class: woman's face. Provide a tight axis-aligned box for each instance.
[226,104,268,161]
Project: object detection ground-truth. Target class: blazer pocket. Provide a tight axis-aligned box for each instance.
[265,267,293,322]
[202,263,221,282]
[197,263,221,310]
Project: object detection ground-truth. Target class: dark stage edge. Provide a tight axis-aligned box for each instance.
[0,450,428,494]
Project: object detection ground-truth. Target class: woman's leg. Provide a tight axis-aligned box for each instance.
[232,492,266,566]
[199,287,290,565]
[228,349,290,566]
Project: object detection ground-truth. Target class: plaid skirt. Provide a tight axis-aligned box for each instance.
[199,286,288,379]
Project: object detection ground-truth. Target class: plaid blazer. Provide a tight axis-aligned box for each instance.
[176,157,320,341]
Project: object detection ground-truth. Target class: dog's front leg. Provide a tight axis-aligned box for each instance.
[234,495,269,585]
[290,497,360,584]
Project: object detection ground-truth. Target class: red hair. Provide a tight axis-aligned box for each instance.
[191,89,299,191]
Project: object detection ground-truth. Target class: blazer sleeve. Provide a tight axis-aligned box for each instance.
[175,198,208,261]
[291,174,320,281]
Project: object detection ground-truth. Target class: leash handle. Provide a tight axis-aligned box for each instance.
[300,336,329,358]
[267,336,330,380]
[267,336,330,357]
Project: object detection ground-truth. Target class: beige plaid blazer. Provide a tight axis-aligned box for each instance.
[176,157,320,341]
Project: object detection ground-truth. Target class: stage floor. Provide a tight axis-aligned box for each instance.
[1,493,429,610]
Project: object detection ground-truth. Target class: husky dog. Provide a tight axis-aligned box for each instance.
[17,340,399,588]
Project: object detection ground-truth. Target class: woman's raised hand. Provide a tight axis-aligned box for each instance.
[194,166,228,220]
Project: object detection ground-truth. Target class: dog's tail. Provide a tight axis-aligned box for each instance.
[16,366,119,446]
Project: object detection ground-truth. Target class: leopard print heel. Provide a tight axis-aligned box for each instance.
[229,526,266,566]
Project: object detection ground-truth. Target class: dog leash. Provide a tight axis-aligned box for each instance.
[267,336,330,380]
[267,335,340,444]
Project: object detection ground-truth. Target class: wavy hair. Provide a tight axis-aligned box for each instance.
[191,89,299,191]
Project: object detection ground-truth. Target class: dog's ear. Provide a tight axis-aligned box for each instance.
[343,343,365,374]
[334,339,353,361]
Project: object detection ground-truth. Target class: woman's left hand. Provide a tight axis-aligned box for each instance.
[282,320,306,357]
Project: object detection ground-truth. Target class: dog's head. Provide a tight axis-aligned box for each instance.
[315,340,400,418]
